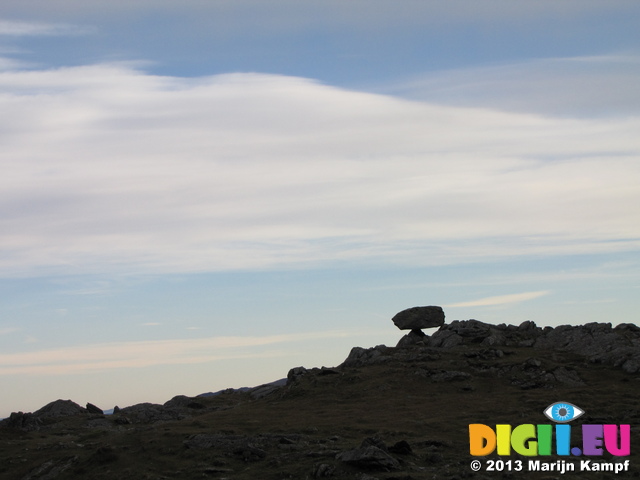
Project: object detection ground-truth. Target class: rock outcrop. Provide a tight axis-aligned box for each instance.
[0,399,88,431]
[384,308,640,375]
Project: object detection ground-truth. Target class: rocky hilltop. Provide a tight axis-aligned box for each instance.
[1,309,639,479]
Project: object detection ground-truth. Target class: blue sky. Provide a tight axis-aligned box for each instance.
[1,1,639,417]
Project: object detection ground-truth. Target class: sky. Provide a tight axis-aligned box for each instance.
[1,0,639,417]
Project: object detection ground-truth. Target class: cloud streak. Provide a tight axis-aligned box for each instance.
[445,291,551,308]
[1,63,639,277]
[0,330,354,376]
[0,19,93,37]
[387,55,640,117]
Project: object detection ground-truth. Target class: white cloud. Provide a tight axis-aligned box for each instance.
[0,64,639,277]
[0,330,354,375]
[445,291,550,308]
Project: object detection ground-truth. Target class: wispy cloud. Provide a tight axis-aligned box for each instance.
[0,64,639,278]
[445,291,551,308]
[386,55,640,117]
[0,19,93,37]
[0,327,18,336]
[0,330,354,376]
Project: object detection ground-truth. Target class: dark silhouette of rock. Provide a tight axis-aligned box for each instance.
[164,395,195,409]
[86,402,103,414]
[392,306,444,330]
[396,328,426,347]
[287,366,308,384]
[390,318,640,376]
[0,399,86,431]
[1,411,42,431]
[34,399,86,418]
[341,345,390,368]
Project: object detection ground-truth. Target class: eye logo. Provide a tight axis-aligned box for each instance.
[543,402,585,423]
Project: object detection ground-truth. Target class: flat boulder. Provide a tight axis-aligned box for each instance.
[392,306,445,330]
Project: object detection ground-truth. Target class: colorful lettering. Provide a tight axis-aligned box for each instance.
[469,423,630,457]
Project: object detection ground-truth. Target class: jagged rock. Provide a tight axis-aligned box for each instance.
[86,402,103,414]
[396,329,426,347]
[428,330,463,348]
[288,366,309,384]
[336,445,400,470]
[1,412,42,431]
[392,306,445,330]
[341,345,389,367]
[534,322,640,372]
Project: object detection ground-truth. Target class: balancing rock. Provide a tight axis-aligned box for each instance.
[392,306,445,330]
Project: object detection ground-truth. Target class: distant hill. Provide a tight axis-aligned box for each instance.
[1,318,638,479]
